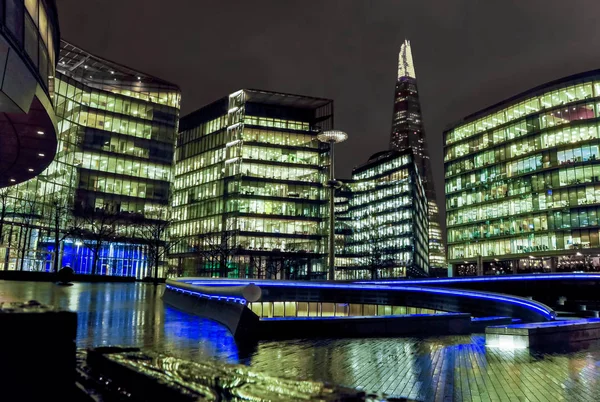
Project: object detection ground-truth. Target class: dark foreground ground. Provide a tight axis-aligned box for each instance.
[1,280,599,401]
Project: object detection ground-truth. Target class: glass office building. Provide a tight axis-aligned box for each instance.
[0,40,181,277]
[336,150,429,280]
[170,89,333,279]
[0,0,60,187]
[444,70,600,275]
[388,39,446,273]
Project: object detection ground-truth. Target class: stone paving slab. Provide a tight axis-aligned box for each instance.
[245,335,600,402]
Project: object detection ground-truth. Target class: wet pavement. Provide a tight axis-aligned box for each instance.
[1,281,600,401]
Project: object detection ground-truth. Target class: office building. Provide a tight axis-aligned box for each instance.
[0,40,181,277]
[445,70,600,275]
[388,39,446,273]
[337,150,429,280]
[0,0,60,187]
[170,89,333,279]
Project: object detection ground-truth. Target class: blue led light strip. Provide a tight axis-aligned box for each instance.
[172,279,554,320]
[165,284,247,305]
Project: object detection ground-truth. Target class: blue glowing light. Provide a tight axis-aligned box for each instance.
[165,284,247,305]
[170,278,555,320]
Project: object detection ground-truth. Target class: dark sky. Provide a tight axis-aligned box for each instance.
[57,0,600,231]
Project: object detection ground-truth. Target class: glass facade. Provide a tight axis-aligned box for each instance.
[0,40,181,278]
[444,70,600,275]
[0,0,60,187]
[170,89,332,279]
[335,150,429,280]
[388,39,446,272]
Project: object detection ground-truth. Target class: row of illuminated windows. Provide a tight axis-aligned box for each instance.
[170,216,221,239]
[175,199,224,221]
[175,148,225,177]
[170,235,323,256]
[58,104,174,143]
[236,217,319,236]
[445,102,599,162]
[78,173,169,201]
[231,199,324,218]
[94,82,180,109]
[349,223,413,243]
[172,182,223,207]
[446,124,599,177]
[446,81,597,145]
[447,166,600,211]
[449,206,600,244]
[235,181,322,200]
[81,129,174,164]
[241,145,320,166]
[345,242,415,261]
[334,267,407,280]
[243,128,318,149]
[242,162,322,182]
[236,235,322,253]
[446,153,600,194]
[55,79,177,122]
[247,301,441,318]
[349,196,412,219]
[445,119,531,161]
[353,155,411,180]
[539,103,596,130]
[178,116,227,146]
[174,163,222,191]
[352,211,416,235]
[349,183,411,208]
[90,196,166,219]
[448,230,600,260]
[77,153,171,182]
[448,184,600,227]
[244,115,311,131]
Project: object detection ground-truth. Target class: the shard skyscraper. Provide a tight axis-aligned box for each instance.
[389,40,447,273]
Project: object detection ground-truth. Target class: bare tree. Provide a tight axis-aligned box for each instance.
[134,217,179,284]
[192,225,239,277]
[363,240,397,280]
[46,194,76,273]
[0,188,12,246]
[16,196,39,271]
[70,206,120,275]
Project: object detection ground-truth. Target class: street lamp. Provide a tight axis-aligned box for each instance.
[317,130,348,281]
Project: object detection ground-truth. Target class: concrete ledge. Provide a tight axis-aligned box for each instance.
[258,313,472,339]
[162,285,259,340]
[470,316,514,332]
[486,318,600,349]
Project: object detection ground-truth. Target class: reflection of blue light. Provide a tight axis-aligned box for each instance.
[174,279,555,320]
[165,285,247,305]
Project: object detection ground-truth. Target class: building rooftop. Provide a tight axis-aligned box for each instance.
[445,68,600,131]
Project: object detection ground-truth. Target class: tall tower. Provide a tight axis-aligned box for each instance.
[389,40,447,274]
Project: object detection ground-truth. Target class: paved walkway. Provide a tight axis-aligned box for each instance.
[246,335,600,401]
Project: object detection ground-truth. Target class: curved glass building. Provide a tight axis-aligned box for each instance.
[444,70,600,275]
[0,0,60,187]
[0,40,181,277]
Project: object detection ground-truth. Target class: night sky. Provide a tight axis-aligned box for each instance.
[58,0,600,232]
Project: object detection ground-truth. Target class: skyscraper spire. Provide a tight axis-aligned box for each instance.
[389,39,447,274]
[397,39,416,80]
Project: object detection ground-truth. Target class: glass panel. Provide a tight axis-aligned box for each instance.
[24,15,37,66]
[5,0,24,45]
[24,0,37,25]
[38,0,47,46]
